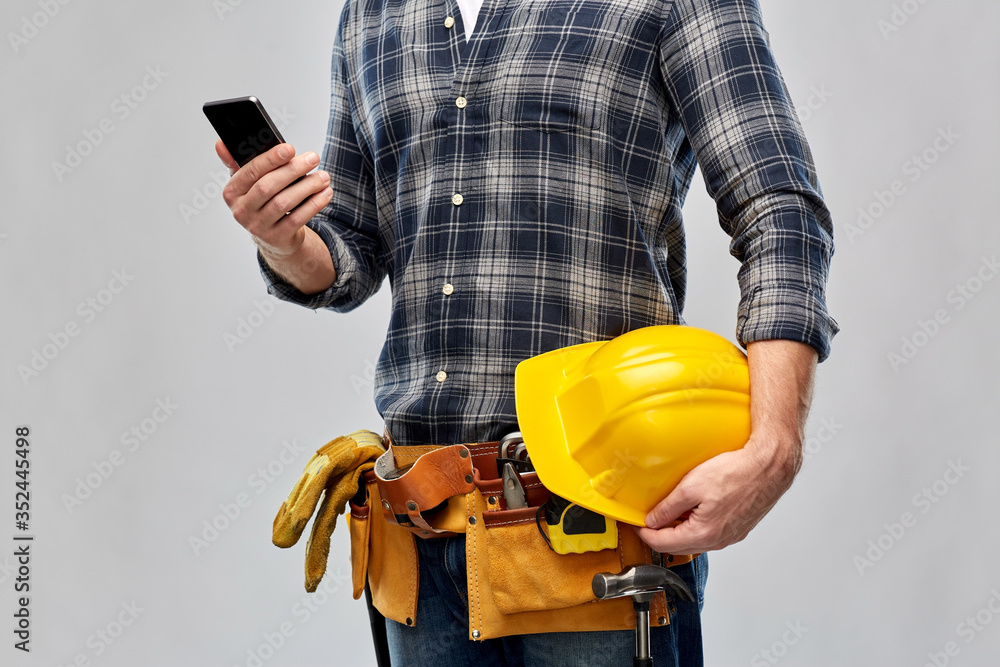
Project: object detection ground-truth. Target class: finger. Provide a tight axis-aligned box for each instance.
[259,168,331,223]
[244,170,330,242]
[645,483,696,529]
[241,151,322,219]
[304,487,339,592]
[272,452,335,547]
[274,181,334,235]
[215,139,238,174]
[634,523,704,556]
[229,143,296,199]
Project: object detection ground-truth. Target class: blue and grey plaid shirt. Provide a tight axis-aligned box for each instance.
[262,0,838,446]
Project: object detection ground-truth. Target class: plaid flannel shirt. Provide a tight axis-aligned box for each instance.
[262,0,839,446]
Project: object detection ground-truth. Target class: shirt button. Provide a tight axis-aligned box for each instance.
[455,96,467,109]
[442,283,454,295]
[451,193,464,206]
[436,370,448,383]
[444,16,455,29]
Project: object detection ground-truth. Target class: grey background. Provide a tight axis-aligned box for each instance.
[1,0,997,665]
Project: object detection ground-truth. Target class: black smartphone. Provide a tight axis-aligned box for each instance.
[203,96,285,167]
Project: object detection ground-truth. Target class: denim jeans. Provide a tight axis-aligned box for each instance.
[385,534,707,667]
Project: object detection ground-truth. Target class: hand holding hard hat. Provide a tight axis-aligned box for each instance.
[516,326,813,554]
[515,325,752,527]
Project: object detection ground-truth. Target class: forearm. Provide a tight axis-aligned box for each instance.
[743,339,818,480]
[256,226,338,296]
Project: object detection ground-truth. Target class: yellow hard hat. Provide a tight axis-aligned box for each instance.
[514,325,751,526]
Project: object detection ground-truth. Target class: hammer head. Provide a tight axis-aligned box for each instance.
[592,564,695,602]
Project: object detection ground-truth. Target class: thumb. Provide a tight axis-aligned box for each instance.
[215,138,239,175]
[644,484,695,529]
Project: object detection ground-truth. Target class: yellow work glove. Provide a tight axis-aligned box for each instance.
[272,430,385,592]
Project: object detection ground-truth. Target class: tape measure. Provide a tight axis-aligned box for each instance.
[541,494,618,555]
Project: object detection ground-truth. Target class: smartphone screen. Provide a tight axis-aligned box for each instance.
[203,96,285,167]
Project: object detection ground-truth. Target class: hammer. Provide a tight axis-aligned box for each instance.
[593,564,694,667]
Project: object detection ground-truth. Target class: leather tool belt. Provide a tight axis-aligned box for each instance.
[347,432,695,641]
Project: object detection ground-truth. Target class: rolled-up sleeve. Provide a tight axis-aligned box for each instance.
[261,5,385,313]
[658,0,839,360]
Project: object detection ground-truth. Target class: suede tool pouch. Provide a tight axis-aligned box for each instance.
[470,465,620,615]
[481,505,621,614]
[347,499,370,600]
[361,478,420,626]
[464,485,666,640]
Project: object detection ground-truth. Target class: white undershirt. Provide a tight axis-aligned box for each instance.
[456,0,485,41]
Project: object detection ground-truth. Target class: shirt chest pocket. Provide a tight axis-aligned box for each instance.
[492,3,625,134]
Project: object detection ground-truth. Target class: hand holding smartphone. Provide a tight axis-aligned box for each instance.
[203,95,333,261]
